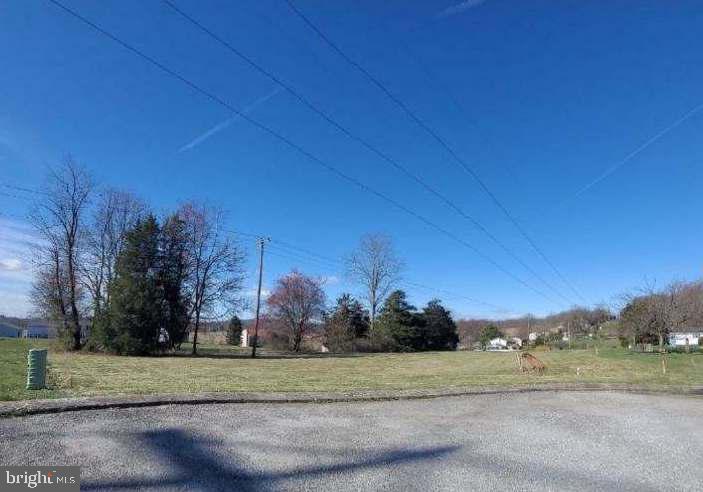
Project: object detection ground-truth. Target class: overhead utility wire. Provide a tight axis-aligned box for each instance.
[162,0,572,306]
[283,0,585,304]
[46,0,558,306]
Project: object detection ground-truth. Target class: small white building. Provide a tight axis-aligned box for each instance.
[668,331,703,347]
[488,337,508,349]
[240,328,250,348]
[528,332,539,342]
[510,337,523,348]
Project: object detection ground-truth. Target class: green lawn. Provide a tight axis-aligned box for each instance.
[1,337,702,401]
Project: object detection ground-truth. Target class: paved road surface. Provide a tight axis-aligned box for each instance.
[1,391,702,491]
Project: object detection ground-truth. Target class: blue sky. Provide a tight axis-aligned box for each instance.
[1,0,702,319]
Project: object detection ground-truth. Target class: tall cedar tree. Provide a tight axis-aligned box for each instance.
[101,216,163,355]
[159,214,191,349]
[323,294,369,352]
[375,290,424,351]
[421,299,459,351]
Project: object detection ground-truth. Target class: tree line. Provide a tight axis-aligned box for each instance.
[618,280,703,349]
[30,158,244,354]
[29,158,459,355]
[260,278,458,353]
[458,279,703,351]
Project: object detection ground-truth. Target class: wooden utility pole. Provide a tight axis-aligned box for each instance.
[251,237,269,359]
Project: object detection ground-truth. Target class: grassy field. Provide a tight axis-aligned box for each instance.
[1,337,702,401]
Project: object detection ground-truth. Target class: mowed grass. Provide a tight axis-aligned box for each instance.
[1,338,702,401]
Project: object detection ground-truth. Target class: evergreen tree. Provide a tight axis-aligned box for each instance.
[159,214,191,349]
[479,324,503,348]
[324,294,369,352]
[421,299,459,350]
[375,290,423,351]
[226,315,242,346]
[102,215,163,354]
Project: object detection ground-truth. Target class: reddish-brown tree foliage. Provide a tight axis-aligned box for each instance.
[267,270,325,352]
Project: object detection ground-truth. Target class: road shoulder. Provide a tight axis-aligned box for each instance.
[2,383,702,418]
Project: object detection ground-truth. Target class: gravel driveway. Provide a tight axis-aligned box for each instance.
[1,391,701,491]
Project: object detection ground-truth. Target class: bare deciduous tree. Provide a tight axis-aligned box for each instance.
[621,280,688,350]
[649,282,687,351]
[346,234,402,331]
[30,240,69,335]
[82,189,144,317]
[30,157,92,349]
[267,270,326,352]
[180,203,245,355]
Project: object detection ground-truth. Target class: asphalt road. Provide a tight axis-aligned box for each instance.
[1,391,702,491]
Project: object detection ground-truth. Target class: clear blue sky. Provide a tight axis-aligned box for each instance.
[1,0,702,319]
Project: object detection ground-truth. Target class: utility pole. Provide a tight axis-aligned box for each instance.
[251,237,269,359]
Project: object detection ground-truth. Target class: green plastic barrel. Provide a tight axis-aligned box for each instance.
[26,348,48,390]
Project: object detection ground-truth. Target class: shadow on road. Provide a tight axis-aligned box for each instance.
[81,428,460,491]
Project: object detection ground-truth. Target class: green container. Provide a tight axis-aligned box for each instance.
[26,348,48,390]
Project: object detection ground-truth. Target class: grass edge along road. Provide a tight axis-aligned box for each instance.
[1,338,702,402]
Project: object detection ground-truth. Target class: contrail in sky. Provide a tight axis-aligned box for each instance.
[178,87,282,152]
[435,0,488,20]
[568,100,703,201]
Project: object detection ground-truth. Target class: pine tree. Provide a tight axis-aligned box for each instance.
[375,290,423,351]
[324,294,369,352]
[421,299,459,350]
[102,215,163,355]
[159,214,191,349]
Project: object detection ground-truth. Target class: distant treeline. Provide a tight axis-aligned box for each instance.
[458,279,703,349]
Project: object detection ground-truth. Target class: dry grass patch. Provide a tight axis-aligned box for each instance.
[2,338,702,401]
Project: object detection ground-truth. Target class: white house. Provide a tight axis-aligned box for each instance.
[528,332,539,342]
[668,330,703,347]
[510,337,523,348]
[240,328,250,348]
[488,337,508,349]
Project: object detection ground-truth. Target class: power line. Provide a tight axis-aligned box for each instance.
[162,0,572,306]
[271,238,341,266]
[2,184,514,314]
[228,228,514,312]
[283,0,586,304]
[266,247,340,271]
[46,0,559,306]
[261,238,514,314]
[0,177,514,313]
[404,281,513,314]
